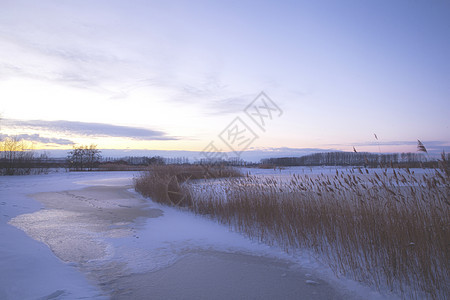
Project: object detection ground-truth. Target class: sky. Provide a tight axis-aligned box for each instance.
[0,0,449,158]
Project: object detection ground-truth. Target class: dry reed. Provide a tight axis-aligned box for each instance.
[135,159,449,299]
[134,164,242,206]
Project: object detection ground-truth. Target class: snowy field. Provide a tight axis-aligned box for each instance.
[244,165,433,176]
[0,170,400,299]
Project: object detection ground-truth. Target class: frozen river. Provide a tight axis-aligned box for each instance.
[0,170,390,299]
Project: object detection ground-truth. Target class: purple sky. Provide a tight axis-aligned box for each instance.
[0,0,449,156]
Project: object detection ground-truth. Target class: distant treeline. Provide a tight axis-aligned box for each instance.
[2,138,448,175]
[102,156,248,166]
[102,156,180,165]
[0,155,56,175]
[0,137,54,175]
[261,152,449,168]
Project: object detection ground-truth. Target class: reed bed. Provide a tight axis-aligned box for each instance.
[135,162,449,299]
[134,164,242,206]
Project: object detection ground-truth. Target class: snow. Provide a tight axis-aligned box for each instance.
[107,195,295,274]
[0,170,401,299]
[0,171,137,300]
[243,166,433,177]
[125,193,394,300]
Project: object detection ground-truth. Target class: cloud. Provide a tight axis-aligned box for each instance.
[2,119,176,141]
[0,133,74,145]
[0,12,128,93]
[0,3,246,109]
[205,94,255,115]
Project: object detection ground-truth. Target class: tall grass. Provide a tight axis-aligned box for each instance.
[135,161,449,299]
[134,164,242,206]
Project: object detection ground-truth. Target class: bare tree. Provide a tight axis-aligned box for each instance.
[0,136,35,175]
[67,144,101,171]
[85,144,102,171]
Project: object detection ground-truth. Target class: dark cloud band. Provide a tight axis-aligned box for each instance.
[0,133,74,145]
[2,119,176,141]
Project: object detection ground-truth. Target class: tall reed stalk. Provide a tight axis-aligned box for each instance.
[135,160,449,299]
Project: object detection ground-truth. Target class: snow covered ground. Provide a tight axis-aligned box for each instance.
[0,170,398,299]
[0,171,131,300]
[243,165,433,177]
